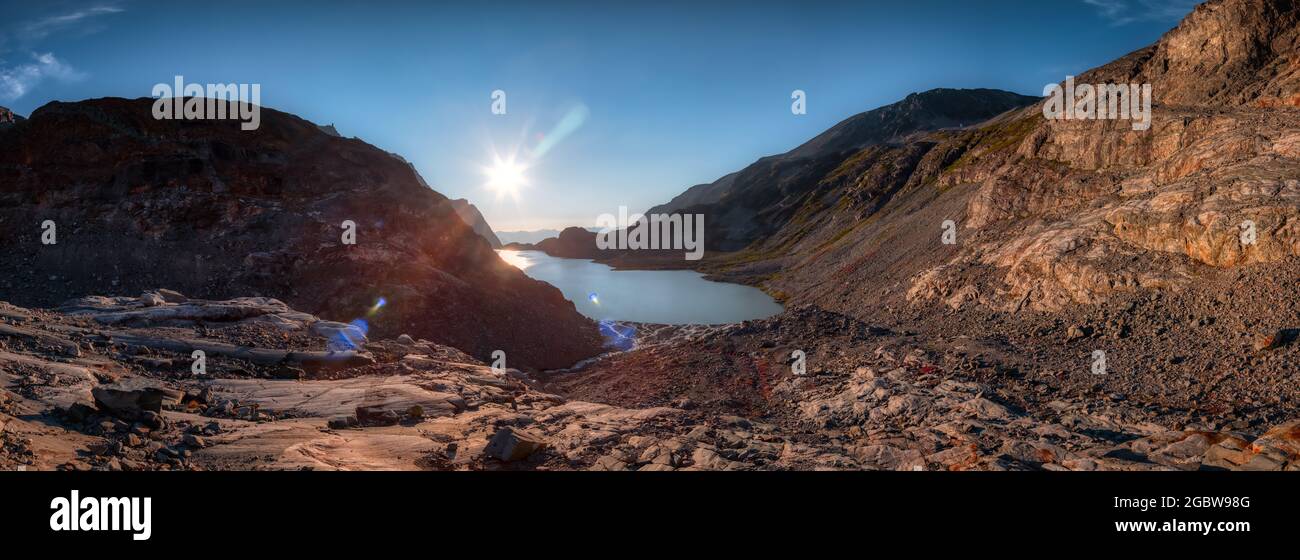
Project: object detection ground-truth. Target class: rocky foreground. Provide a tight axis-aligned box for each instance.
[2,292,1296,471]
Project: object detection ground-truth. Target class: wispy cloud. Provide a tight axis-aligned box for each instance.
[19,5,125,41]
[1083,0,1199,26]
[0,52,87,102]
[0,4,123,103]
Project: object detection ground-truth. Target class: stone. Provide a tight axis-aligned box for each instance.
[310,321,369,350]
[355,406,399,426]
[140,410,165,430]
[138,292,165,307]
[327,416,357,430]
[1066,325,1090,341]
[156,289,188,303]
[1253,329,1299,352]
[589,455,629,471]
[182,434,208,448]
[64,402,96,423]
[92,385,182,419]
[484,426,548,462]
[396,334,416,345]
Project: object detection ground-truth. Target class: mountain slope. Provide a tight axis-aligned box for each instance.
[449,198,503,248]
[648,88,1040,250]
[0,98,602,369]
[702,0,1299,312]
[1081,0,1300,108]
[497,229,566,245]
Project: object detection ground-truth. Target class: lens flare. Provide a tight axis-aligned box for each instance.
[484,156,528,202]
[598,319,636,351]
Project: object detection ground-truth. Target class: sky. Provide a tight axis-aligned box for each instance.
[0,0,1199,231]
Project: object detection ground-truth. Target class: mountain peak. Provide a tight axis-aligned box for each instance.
[786,88,1039,159]
[1083,0,1300,107]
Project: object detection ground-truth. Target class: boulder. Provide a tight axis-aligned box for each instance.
[156,289,188,303]
[138,292,165,307]
[92,385,184,419]
[327,415,358,430]
[310,321,369,351]
[484,426,548,462]
[355,406,400,426]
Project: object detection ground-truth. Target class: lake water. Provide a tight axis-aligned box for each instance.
[499,250,783,325]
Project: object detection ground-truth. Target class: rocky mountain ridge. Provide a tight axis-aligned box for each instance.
[0,97,602,370]
[449,198,503,249]
[681,0,1300,319]
[648,88,1041,250]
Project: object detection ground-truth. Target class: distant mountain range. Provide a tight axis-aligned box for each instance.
[498,228,602,246]
[497,229,567,245]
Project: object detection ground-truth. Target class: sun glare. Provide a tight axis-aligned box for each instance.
[485,157,527,201]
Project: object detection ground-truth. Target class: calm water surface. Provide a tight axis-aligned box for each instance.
[499,250,783,325]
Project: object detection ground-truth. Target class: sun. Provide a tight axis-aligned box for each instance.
[484,156,528,201]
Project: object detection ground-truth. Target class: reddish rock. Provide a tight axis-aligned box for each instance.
[0,98,602,369]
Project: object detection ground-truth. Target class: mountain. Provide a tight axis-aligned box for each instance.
[540,0,1300,472]
[497,229,565,245]
[668,0,1300,406]
[648,88,1041,250]
[448,198,502,248]
[1082,0,1300,109]
[749,0,1300,314]
[0,98,603,370]
[498,228,606,245]
[0,106,23,128]
[533,227,607,259]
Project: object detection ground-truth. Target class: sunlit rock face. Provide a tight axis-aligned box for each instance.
[0,97,602,369]
[695,0,1300,315]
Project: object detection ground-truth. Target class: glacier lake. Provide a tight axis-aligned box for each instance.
[499,250,783,325]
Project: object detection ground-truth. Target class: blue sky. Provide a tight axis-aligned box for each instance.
[0,0,1198,231]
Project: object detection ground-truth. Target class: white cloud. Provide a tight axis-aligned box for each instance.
[0,4,125,103]
[20,5,125,41]
[1083,0,1199,26]
[0,52,86,102]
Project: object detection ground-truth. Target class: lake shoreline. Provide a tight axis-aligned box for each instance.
[498,250,783,326]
